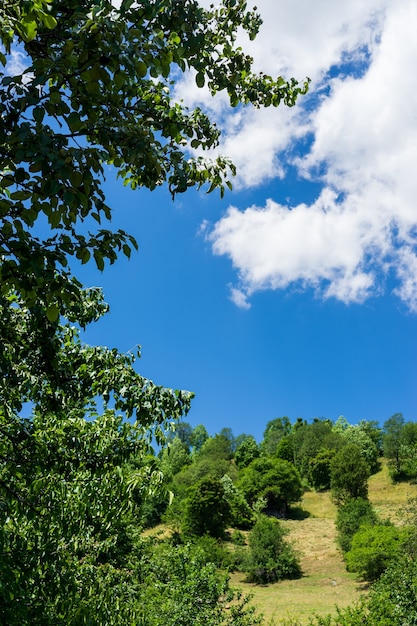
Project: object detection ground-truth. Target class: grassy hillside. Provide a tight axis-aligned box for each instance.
[229,460,417,625]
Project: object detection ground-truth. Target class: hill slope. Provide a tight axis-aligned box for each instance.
[230,460,417,625]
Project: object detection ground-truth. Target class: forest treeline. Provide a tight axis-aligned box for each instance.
[143,412,417,531]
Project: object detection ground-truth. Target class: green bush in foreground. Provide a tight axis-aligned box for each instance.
[141,542,263,626]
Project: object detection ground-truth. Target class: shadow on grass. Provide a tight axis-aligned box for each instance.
[287,506,311,520]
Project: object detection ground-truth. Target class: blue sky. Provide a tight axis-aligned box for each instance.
[76,0,417,442]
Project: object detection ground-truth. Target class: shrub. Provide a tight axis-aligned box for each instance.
[366,556,417,624]
[221,474,254,530]
[244,515,301,584]
[192,534,231,569]
[336,497,379,553]
[238,457,303,516]
[141,542,263,626]
[231,530,247,546]
[235,436,260,469]
[345,523,407,581]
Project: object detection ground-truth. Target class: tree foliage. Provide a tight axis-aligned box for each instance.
[141,541,263,626]
[261,416,292,456]
[383,414,417,480]
[244,515,301,584]
[345,523,407,582]
[0,290,193,623]
[335,497,379,554]
[333,417,380,474]
[198,433,234,461]
[221,474,254,530]
[235,435,260,469]
[308,448,336,491]
[238,457,303,515]
[183,476,232,538]
[0,0,308,317]
[330,444,370,504]
[160,435,191,479]
[292,418,343,478]
[383,413,405,474]
[191,424,210,454]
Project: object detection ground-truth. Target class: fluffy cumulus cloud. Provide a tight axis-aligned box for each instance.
[183,0,417,310]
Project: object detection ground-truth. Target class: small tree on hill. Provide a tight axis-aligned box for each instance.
[330,444,370,504]
[308,448,336,490]
[346,524,408,581]
[238,457,303,516]
[182,477,232,538]
[244,515,301,584]
[336,497,379,553]
[235,436,260,469]
[383,413,405,474]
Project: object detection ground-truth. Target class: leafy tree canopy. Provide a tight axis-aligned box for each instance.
[190,424,209,454]
[0,0,308,319]
[235,435,260,469]
[261,416,292,455]
[244,514,301,584]
[334,416,380,473]
[198,433,234,460]
[336,497,380,554]
[238,457,303,515]
[383,413,405,471]
[183,476,232,538]
[160,434,191,478]
[346,523,407,582]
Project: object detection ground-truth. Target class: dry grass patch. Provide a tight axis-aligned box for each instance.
[299,490,338,520]
[229,570,359,626]
[368,459,417,522]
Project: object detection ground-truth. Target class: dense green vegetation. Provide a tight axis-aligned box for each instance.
[1,1,417,625]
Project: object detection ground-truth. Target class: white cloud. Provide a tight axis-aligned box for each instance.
[6,49,28,76]
[203,0,417,310]
[176,0,388,187]
[229,287,251,310]
[209,192,382,304]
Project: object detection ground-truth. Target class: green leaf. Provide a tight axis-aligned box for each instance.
[46,304,59,322]
[10,190,31,200]
[42,14,57,30]
[94,250,105,271]
[33,107,45,124]
[49,91,61,105]
[195,72,205,88]
[137,62,147,78]
[70,171,83,188]
[67,112,84,133]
